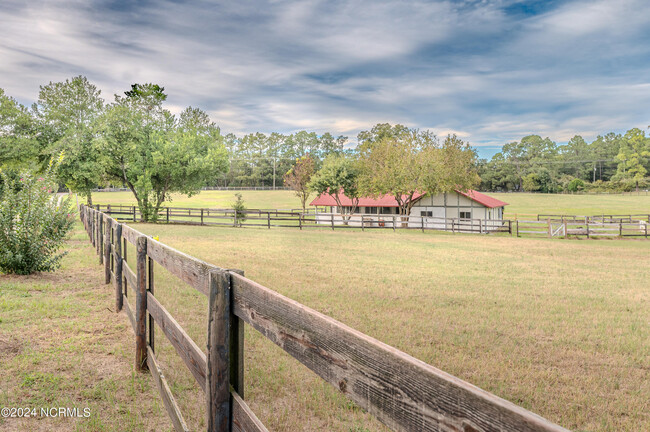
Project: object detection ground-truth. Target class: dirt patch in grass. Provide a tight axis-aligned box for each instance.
[0,334,23,358]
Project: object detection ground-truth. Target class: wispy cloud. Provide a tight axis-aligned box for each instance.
[1,0,649,158]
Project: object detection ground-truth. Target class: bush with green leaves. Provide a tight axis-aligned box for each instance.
[0,169,74,274]
[232,193,247,226]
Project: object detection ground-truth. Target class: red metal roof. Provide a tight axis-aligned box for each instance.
[310,190,507,208]
[310,191,425,207]
[456,189,508,208]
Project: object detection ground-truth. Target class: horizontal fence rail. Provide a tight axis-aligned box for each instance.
[92,203,649,240]
[91,204,512,236]
[79,204,570,432]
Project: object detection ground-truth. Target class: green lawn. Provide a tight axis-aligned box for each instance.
[91,190,304,210]
[125,223,648,432]
[491,192,650,218]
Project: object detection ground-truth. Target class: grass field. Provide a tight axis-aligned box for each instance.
[23,223,646,431]
[91,190,304,210]
[91,190,650,218]
[3,218,649,431]
[0,228,170,431]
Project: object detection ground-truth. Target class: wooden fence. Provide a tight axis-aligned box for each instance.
[79,204,569,432]
[515,218,649,239]
[92,204,512,235]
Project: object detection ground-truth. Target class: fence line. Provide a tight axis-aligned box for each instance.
[92,204,512,235]
[79,204,569,432]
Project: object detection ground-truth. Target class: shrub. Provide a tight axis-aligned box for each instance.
[0,169,74,274]
[232,193,247,226]
[567,178,585,192]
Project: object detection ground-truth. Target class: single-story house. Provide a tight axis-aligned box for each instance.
[309,189,508,231]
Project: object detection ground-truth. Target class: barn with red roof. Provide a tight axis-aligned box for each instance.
[310,189,508,231]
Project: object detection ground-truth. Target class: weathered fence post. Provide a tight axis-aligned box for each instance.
[166,207,170,223]
[267,212,271,229]
[228,269,245,398]
[299,214,302,230]
[516,220,519,237]
[331,213,334,230]
[133,206,136,222]
[547,218,552,238]
[421,216,424,233]
[207,269,231,431]
[115,224,123,312]
[201,209,204,226]
[619,222,623,237]
[135,235,148,372]
[104,216,111,284]
[123,235,128,298]
[563,220,568,239]
[148,248,155,353]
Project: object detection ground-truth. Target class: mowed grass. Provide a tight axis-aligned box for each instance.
[92,190,305,210]
[490,192,650,218]
[124,223,649,432]
[0,225,173,432]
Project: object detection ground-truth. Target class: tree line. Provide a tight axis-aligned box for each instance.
[478,131,650,193]
[1,77,479,222]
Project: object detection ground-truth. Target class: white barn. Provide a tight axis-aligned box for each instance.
[310,189,508,231]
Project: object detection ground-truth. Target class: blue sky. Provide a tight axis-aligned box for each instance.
[1,0,649,158]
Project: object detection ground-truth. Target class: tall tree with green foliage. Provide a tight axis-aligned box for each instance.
[33,76,106,204]
[283,154,315,213]
[95,84,228,221]
[357,125,479,218]
[614,128,650,191]
[309,154,360,224]
[0,88,39,169]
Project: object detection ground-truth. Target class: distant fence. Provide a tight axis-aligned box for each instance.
[92,204,512,235]
[515,219,649,239]
[79,204,569,432]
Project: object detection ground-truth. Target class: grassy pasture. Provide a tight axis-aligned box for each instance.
[2,221,648,431]
[124,223,648,432]
[0,227,171,432]
[91,189,650,218]
[91,190,304,210]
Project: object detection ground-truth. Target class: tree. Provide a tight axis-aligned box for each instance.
[309,154,360,224]
[357,125,479,219]
[614,128,650,191]
[284,154,315,213]
[0,88,39,169]
[95,85,228,221]
[33,76,106,204]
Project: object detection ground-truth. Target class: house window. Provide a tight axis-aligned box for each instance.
[460,211,471,219]
[365,206,378,214]
[380,207,393,215]
[420,211,433,217]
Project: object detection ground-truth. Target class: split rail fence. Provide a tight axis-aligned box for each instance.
[92,204,512,235]
[79,204,569,432]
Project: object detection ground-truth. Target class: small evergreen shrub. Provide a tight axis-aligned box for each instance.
[232,193,247,226]
[0,169,74,274]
